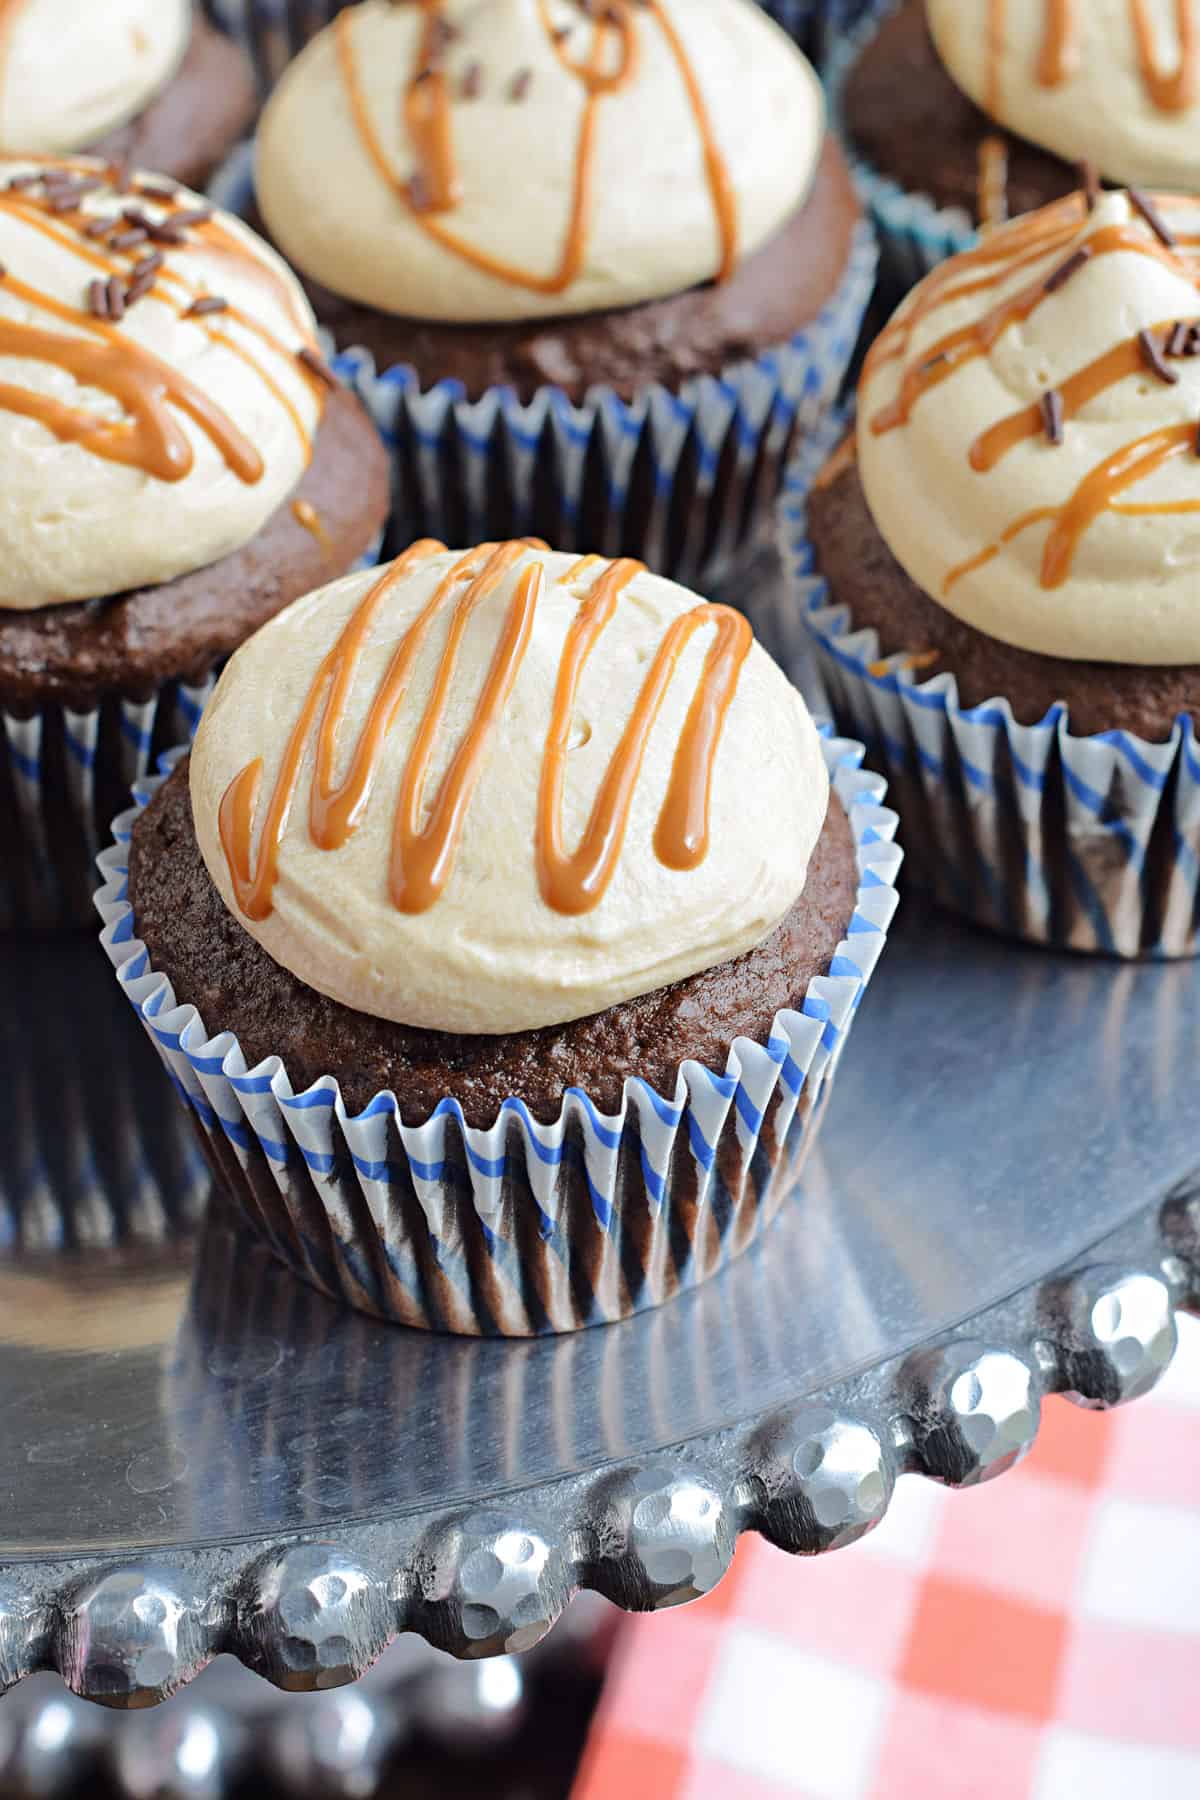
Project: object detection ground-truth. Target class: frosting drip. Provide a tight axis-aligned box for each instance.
[858,188,1200,664]
[928,0,1200,189]
[256,0,823,324]
[192,544,824,1035]
[0,158,324,609]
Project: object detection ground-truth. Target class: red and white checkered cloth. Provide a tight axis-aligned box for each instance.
[573,1315,1200,1800]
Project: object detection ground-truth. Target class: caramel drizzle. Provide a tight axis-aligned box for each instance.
[0,173,323,482]
[292,498,331,548]
[867,194,1200,594]
[987,0,1196,117]
[218,543,753,923]
[977,134,1010,230]
[334,0,739,296]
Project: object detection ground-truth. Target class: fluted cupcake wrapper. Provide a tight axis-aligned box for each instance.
[210,144,877,593]
[771,411,1200,958]
[1,538,381,931]
[95,735,900,1337]
[200,0,895,86]
[825,8,975,303]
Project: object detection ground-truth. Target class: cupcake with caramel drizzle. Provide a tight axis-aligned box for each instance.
[240,0,873,583]
[843,0,1200,263]
[102,539,898,1331]
[0,156,389,926]
[797,183,1200,955]
[0,0,255,191]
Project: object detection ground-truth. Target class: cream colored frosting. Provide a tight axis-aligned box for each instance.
[927,0,1200,190]
[0,158,323,610]
[255,0,824,325]
[0,0,191,154]
[190,547,829,1036]
[857,189,1200,666]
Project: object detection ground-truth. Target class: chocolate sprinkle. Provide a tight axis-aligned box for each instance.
[1077,160,1100,211]
[1039,388,1064,445]
[172,206,214,229]
[1128,188,1176,248]
[109,226,148,251]
[408,169,432,212]
[105,275,126,322]
[1044,244,1091,293]
[298,346,338,388]
[83,216,115,238]
[1138,327,1180,385]
[509,66,533,101]
[85,278,109,318]
[1195,420,1200,458]
[461,59,483,98]
[184,295,228,317]
[6,173,39,190]
[1167,321,1190,358]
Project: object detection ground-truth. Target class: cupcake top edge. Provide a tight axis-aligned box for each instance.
[0,155,328,611]
[927,0,1200,190]
[857,186,1200,666]
[0,0,191,155]
[254,0,825,325]
[189,542,830,1036]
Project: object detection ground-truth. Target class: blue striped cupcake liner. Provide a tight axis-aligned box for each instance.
[2,534,382,931]
[211,143,878,592]
[95,733,901,1337]
[200,0,896,87]
[0,937,209,1253]
[772,411,1200,959]
[824,8,975,302]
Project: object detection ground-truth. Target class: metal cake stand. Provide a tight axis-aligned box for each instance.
[1,892,1198,1744]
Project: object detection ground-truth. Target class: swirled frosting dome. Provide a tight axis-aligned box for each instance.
[857,189,1200,665]
[0,0,191,153]
[0,157,324,609]
[927,0,1200,190]
[190,545,829,1035]
[255,0,824,324]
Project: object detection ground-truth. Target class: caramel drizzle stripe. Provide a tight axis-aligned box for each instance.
[219,544,752,924]
[0,190,320,460]
[945,423,1199,593]
[869,194,1200,594]
[869,222,1196,433]
[334,0,738,297]
[0,271,261,481]
[976,135,1009,230]
[988,0,1195,116]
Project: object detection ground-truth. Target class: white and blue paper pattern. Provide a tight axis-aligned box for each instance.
[210,143,877,592]
[1,538,382,930]
[96,734,900,1337]
[775,411,1200,958]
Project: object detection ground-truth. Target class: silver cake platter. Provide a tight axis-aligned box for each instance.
[0,881,1197,1716]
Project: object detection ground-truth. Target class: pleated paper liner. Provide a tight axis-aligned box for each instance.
[773,411,1200,958]
[209,143,878,594]
[97,734,900,1337]
[2,538,382,931]
[199,0,898,87]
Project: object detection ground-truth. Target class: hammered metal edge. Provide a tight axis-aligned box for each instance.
[1,1182,1196,1708]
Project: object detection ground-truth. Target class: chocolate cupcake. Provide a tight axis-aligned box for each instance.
[237,0,876,587]
[776,187,1200,956]
[836,0,1200,295]
[0,0,256,191]
[98,541,900,1334]
[0,157,389,926]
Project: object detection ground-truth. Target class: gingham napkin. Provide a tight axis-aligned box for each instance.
[573,1315,1200,1799]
